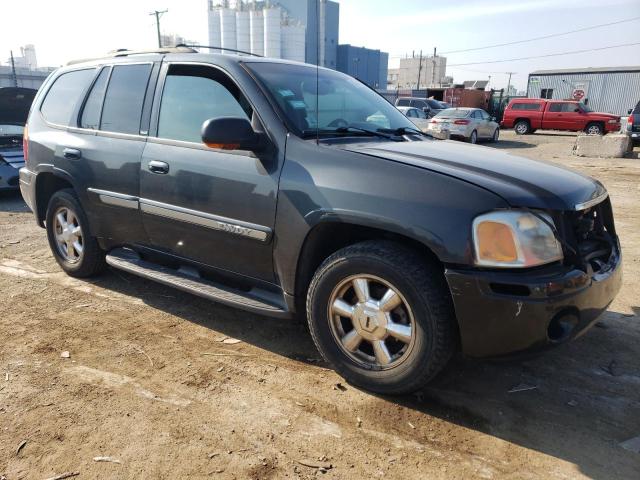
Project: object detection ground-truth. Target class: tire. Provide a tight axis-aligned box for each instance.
[585,122,603,135]
[46,188,106,278]
[490,128,500,143]
[306,241,457,395]
[514,120,531,135]
[469,130,478,144]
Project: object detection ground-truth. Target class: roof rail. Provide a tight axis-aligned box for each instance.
[176,44,263,58]
[66,46,197,65]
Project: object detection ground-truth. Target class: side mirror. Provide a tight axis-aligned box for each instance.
[201,117,263,151]
[574,108,581,113]
[491,116,497,122]
[422,106,430,113]
[628,109,633,115]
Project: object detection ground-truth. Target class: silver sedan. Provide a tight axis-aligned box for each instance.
[426,108,499,144]
[396,106,430,132]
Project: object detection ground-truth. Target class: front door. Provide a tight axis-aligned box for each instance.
[139,63,279,282]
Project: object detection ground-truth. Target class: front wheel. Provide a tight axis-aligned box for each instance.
[585,123,603,135]
[468,130,478,144]
[306,241,457,395]
[490,128,500,143]
[46,189,106,278]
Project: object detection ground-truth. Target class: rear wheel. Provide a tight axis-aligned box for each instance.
[585,122,603,135]
[514,120,531,135]
[306,241,456,394]
[46,189,106,278]
[469,130,478,144]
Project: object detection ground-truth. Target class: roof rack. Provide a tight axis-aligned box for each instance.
[176,44,262,58]
[66,46,197,65]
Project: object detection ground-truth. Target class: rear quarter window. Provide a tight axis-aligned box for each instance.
[40,69,96,125]
[100,64,152,134]
[511,102,542,111]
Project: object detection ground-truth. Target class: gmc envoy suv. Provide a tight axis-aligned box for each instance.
[20,48,622,394]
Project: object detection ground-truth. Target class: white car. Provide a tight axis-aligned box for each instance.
[427,108,499,144]
[397,106,430,132]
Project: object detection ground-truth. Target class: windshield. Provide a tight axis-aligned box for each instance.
[578,102,593,113]
[435,109,469,118]
[0,124,24,136]
[246,62,416,138]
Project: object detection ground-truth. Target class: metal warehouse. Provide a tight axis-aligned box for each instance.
[527,66,640,116]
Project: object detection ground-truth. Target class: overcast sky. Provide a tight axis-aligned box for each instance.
[1,0,639,90]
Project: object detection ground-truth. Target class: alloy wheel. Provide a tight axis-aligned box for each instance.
[52,206,84,263]
[587,125,601,135]
[328,274,416,370]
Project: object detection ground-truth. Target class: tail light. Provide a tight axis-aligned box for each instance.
[23,124,29,163]
[630,115,635,126]
[454,119,470,125]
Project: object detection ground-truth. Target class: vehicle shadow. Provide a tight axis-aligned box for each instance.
[90,268,640,480]
[0,190,29,213]
[489,139,536,149]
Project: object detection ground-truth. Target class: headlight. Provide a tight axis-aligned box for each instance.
[472,210,563,268]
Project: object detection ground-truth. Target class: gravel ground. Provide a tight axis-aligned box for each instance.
[0,131,639,480]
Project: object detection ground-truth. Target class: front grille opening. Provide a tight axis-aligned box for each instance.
[547,311,579,342]
[489,282,530,297]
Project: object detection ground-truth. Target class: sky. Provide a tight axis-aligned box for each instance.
[1,0,639,90]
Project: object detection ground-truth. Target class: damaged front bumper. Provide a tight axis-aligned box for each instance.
[445,248,623,358]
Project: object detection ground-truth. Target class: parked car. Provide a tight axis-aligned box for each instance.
[21,48,622,394]
[627,100,640,144]
[502,98,621,135]
[395,97,447,117]
[0,87,37,191]
[397,106,430,132]
[427,107,499,143]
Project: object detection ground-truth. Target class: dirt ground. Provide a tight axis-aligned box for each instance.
[1,131,639,480]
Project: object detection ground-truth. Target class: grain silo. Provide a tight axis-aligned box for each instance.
[236,10,250,53]
[220,8,237,51]
[208,7,222,53]
[249,9,264,56]
[263,7,282,59]
[281,23,306,63]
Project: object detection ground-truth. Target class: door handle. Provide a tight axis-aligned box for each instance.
[148,160,169,174]
[63,148,82,160]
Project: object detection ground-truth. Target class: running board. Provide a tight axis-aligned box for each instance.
[105,249,291,318]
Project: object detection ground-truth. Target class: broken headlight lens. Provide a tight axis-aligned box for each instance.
[472,210,563,268]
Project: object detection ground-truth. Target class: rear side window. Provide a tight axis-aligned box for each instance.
[80,67,110,129]
[100,64,152,134]
[397,99,410,107]
[40,69,95,125]
[157,66,251,143]
[511,102,541,111]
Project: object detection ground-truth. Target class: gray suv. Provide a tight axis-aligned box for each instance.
[20,48,622,394]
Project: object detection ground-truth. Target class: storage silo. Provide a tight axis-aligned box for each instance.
[263,7,282,59]
[220,8,237,52]
[281,24,305,63]
[236,10,251,53]
[249,10,264,56]
[208,7,222,53]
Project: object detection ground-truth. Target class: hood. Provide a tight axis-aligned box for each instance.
[0,87,37,126]
[588,111,619,119]
[344,140,606,211]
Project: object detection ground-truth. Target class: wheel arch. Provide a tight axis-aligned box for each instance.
[34,169,76,226]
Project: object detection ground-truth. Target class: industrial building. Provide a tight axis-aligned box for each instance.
[336,45,388,89]
[527,66,640,116]
[387,54,448,90]
[1,45,54,89]
[207,0,339,67]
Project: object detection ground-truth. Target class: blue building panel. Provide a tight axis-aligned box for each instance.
[337,44,389,88]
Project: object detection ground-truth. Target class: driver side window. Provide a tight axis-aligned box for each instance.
[157,65,251,143]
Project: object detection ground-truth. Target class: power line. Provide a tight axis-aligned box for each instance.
[387,15,640,60]
[441,16,640,54]
[447,42,640,67]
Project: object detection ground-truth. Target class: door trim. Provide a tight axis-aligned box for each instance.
[87,188,139,209]
[139,198,271,242]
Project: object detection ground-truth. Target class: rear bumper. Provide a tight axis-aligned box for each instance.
[445,250,623,358]
[18,167,36,212]
[0,164,20,191]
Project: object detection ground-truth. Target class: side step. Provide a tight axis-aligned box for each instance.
[105,249,291,318]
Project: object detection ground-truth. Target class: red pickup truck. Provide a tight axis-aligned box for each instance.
[502,98,621,135]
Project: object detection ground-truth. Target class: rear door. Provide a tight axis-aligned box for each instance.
[139,62,279,282]
[72,62,158,244]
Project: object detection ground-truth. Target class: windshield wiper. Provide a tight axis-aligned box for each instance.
[390,126,430,137]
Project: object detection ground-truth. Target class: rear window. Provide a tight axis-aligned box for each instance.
[397,98,411,107]
[40,69,95,125]
[511,102,541,111]
[100,64,152,134]
[436,108,469,118]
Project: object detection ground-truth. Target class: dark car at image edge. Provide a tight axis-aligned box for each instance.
[19,47,623,394]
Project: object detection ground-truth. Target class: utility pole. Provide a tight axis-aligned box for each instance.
[431,47,437,88]
[506,72,515,97]
[416,50,423,90]
[149,9,168,48]
[9,50,18,87]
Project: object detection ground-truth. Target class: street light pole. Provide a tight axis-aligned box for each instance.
[150,9,168,48]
